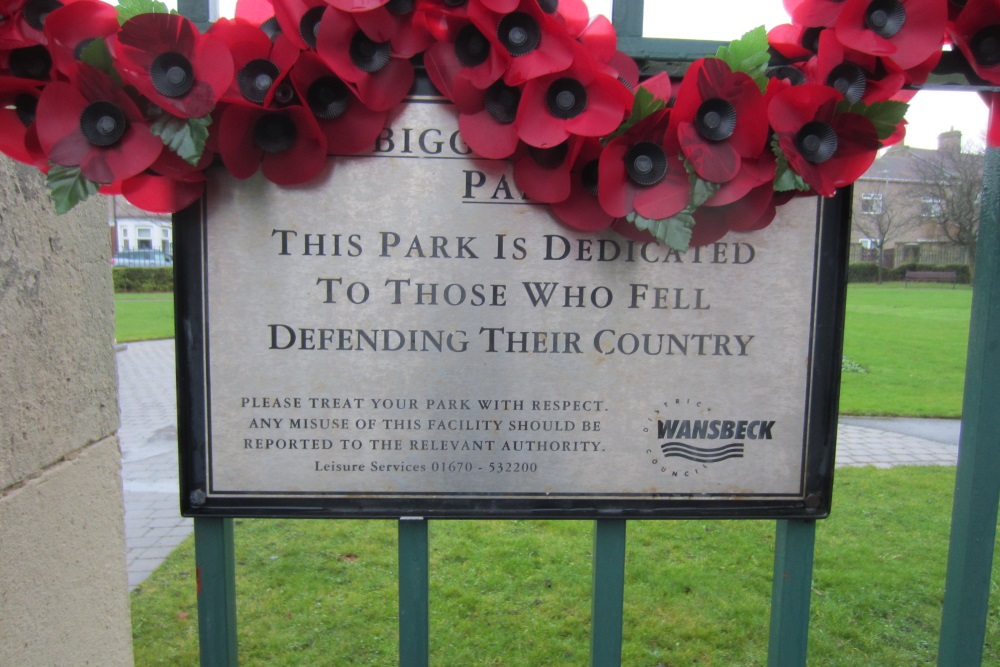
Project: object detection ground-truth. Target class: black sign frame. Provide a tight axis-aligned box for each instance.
[173,129,850,522]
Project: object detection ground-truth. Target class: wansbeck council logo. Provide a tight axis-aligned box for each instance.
[645,398,776,476]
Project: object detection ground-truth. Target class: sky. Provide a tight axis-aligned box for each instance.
[200,0,990,151]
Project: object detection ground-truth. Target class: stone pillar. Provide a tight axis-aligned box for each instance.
[0,157,133,664]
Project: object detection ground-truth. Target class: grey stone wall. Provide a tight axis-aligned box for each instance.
[0,157,133,664]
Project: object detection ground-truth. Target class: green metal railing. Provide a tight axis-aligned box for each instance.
[185,2,1000,665]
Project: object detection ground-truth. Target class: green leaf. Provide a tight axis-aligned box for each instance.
[690,176,721,209]
[78,38,121,85]
[715,26,771,90]
[604,86,667,144]
[771,138,813,193]
[627,211,695,253]
[837,99,909,141]
[46,164,101,215]
[116,0,171,25]
[150,112,212,166]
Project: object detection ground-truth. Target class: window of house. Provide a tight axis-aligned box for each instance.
[921,197,943,217]
[137,227,153,250]
[861,193,883,214]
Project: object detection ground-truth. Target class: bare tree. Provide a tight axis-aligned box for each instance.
[911,141,984,278]
[852,181,915,283]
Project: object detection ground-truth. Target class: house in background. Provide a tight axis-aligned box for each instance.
[107,196,172,255]
[850,130,983,268]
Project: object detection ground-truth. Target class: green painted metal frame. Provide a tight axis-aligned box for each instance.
[937,94,1000,667]
[180,1,1000,665]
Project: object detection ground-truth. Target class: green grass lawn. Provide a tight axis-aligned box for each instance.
[839,283,972,417]
[130,466,999,666]
[115,293,174,343]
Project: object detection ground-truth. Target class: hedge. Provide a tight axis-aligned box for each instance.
[847,262,972,284]
[112,267,174,293]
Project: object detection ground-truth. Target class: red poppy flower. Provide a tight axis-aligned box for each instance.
[549,138,617,232]
[218,101,328,185]
[947,0,1000,85]
[236,0,280,31]
[832,0,946,71]
[703,151,777,207]
[513,135,583,203]
[467,0,575,86]
[768,23,823,61]
[769,83,880,197]
[423,15,509,97]
[289,51,387,155]
[598,109,691,221]
[327,0,389,10]
[669,57,770,185]
[0,75,45,167]
[270,0,327,50]
[12,0,89,46]
[116,145,212,213]
[516,43,632,149]
[112,13,234,119]
[0,0,30,50]
[2,43,53,80]
[575,13,618,65]
[315,6,414,112]
[352,0,434,59]
[417,0,472,42]
[691,182,786,247]
[783,0,847,27]
[42,0,119,78]
[35,63,162,184]
[448,74,522,158]
[208,18,300,107]
[812,30,912,104]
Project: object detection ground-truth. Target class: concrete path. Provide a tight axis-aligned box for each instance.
[117,340,962,589]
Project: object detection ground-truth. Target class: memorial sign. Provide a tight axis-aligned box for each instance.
[176,94,847,520]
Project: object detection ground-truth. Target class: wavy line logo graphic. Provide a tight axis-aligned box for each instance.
[660,441,745,463]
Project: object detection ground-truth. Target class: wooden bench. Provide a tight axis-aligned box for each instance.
[904,270,958,287]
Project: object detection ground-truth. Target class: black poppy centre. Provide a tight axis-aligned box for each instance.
[14,94,38,127]
[80,101,127,147]
[238,59,280,104]
[307,76,350,119]
[624,141,668,186]
[694,98,737,142]
[350,31,392,73]
[151,51,195,98]
[865,0,906,38]
[826,63,867,103]
[546,78,586,119]
[580,159,600,196]
[971,26,1000,68]
[299,6,324,49]
[498,12,541,57]
[455,24,491,68]
[254,113,297,154]
[795,121,838,164]
[485,81,521,124]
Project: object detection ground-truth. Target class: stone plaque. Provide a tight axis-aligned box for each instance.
[176,95,847,519]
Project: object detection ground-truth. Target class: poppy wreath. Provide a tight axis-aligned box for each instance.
[0,0,993,250]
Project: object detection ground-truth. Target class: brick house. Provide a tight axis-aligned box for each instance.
[850,130,983,269]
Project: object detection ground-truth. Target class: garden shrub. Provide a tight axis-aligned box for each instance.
[113,268,174,293]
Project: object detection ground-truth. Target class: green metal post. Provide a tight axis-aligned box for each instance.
[611,0,643,38]
[937,93,1000,667]
[399,518,429,667]
[768,519,816,667]
[591,519,627,667]
[195,517,238,667]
